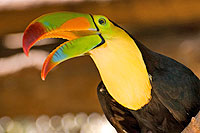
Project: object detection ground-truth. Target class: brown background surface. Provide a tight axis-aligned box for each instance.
[0,0,199,117]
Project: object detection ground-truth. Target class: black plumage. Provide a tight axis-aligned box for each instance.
[97,31,200,132]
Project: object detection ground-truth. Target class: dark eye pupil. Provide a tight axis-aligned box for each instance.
[99,18,106,25]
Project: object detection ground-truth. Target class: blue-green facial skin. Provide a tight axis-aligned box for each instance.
[92,15,117,40]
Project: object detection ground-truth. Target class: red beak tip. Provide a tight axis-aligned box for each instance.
[23,47,30,56]
[41,72,47,81]
[41,75,46,81]
[25,52,29,57]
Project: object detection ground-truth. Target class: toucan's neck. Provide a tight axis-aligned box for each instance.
[89,31,152,110]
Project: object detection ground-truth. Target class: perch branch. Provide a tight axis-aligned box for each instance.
[182,111,200,133]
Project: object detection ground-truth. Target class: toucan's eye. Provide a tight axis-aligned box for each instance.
[98,18,106,25]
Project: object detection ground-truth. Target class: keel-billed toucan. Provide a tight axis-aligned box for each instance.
[23,12,200,132]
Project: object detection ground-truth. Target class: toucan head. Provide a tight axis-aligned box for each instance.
[23,12,121,80]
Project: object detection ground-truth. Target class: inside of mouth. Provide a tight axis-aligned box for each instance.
[51,38,68,52]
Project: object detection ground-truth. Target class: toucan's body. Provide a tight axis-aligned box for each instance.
[97,37,200,132]
[22,12,200,133]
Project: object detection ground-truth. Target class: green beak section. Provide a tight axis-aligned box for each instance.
[41,35,103,80]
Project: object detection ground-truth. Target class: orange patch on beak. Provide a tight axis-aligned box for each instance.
[59,17,91,30]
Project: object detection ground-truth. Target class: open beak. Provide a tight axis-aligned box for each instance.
[23,12,104,80]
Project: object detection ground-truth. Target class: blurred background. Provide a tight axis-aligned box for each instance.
[0,0,200,132]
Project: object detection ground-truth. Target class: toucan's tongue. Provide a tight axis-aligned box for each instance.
[22,12,102,79]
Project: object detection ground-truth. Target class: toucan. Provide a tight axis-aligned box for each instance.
[22,12,200,133]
